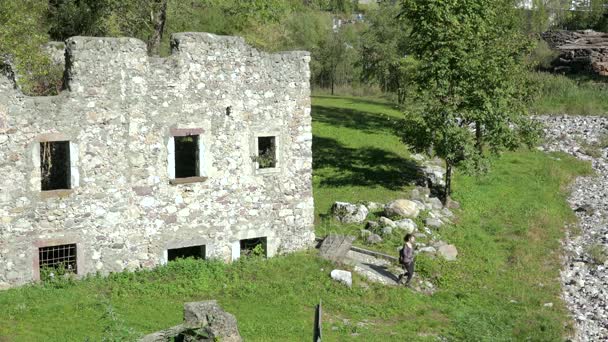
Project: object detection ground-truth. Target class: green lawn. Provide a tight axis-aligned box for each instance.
[0,96,592,341]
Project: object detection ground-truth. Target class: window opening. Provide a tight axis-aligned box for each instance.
[168,245,206,261]
[256,136,276,169]
[39,244,77,275]
[40,141,71,191]
[240,237,267,258]
[175,135,199,178]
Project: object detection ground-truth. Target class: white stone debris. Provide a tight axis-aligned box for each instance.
[539,115,608,341]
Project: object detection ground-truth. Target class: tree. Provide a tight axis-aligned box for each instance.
[360,2,414,104]
[318,30,348,95]
[400,0,542,200]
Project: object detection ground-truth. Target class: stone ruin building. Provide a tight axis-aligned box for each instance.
[0,32,315,289]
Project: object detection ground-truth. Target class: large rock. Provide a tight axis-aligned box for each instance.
[427,197,444,210]
[384,199,420,218]
[394,218,417,234]
[378,216,396,228]
[330,269,352,287]
[437,244,458,261]
[331,202,369,224]
[423,164,446,188]
[140,301,242,342]
[381,226,393,236]
[366,233,382,244]
[425,217,444,229]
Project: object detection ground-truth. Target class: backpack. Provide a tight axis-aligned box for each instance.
[398,247,406,265]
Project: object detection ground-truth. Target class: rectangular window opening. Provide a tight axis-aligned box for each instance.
[240,237,267,258]
[38,244,77,275]
[175,135,199,178]
[168,245,206,262]
[40,141,71,191]
[257,136,276,169]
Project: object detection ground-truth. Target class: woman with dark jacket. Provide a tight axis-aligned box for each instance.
[398,233,415,286]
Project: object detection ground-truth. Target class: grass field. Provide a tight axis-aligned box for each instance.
[531,72,608,115]
[0,96,592,341]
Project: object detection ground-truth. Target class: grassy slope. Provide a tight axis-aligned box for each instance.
[0,96,592,341]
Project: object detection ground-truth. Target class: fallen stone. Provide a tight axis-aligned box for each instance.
[425,217,444,229]
[140,301,242,342]
[381,226,393,236]
[384,199,420,218]
[419,246,436,254]
[364,201,384,211]
[427,197,444,210]
[378,216,396,228]
[365,221,379,230]
[319,234,355,262]
[330,269,352,288]
[360,229,372,239]
[331,202,369,224]
[366,233,382,244]
[437,244,458,261]
[394,218,417,234]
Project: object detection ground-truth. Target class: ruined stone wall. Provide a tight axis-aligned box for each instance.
[0,32,314,288]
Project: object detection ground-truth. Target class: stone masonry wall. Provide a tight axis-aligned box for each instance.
[0,32,314,288]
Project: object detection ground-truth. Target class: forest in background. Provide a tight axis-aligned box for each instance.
[2,0,608,107]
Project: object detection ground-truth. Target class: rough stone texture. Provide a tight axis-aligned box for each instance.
[425,217,444,229]
[330,269,352,287]
[318,234,355,263]
[394,218,417,234]
[538,115,608,341]
[331,202,369,224]
[0,32,315,288]
[366,234,382,244]
[140,300,241,342]
[378,216,396,228]
[380,226,393,236]
[437,244,458,261]
[542,30,608,76]
[384,199,420,218]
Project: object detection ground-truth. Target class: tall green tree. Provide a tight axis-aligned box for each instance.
[360,2,414,103]
[400,0,542,199]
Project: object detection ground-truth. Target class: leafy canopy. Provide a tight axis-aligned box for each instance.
[400,0,542,194]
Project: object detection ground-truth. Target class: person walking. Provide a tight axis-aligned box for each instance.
[398,233,416,286]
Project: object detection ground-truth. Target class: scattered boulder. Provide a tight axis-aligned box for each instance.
[331,202,369,224]
[423,164,446,187]
[381,226,393,236]
[365,221,379,230]
[425,217,444,229]
[140,301,242,342]
[410,187,430,201]
[394,218,417,234]
[330,269,352,287]
[378,216,396,228]
[427,197,443,210]
[441,208,455,219]
[419,246,437,254]
[366,233,382,244]
[360,229,372,239]
[384,199,420,218]
[319,234,355,263]
[364,201,384,211]
[437,244,458,261]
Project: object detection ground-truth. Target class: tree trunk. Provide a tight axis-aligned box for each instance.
[475,121,483,154]
[147,0,168,56]
[443,160,452,204]
[331,73,335,95]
